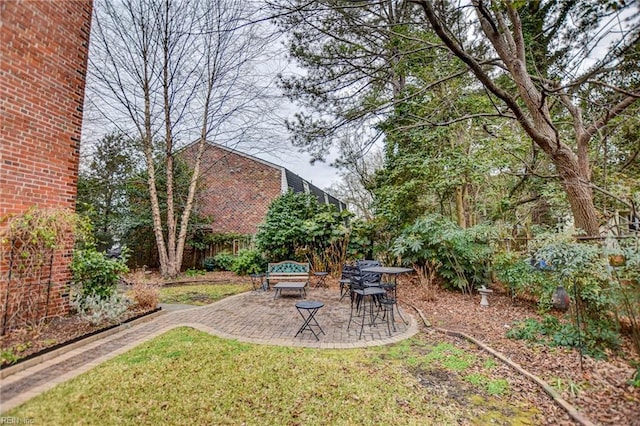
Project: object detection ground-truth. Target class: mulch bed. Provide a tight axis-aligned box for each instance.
[400,278,640,426]
[0,306,157,368]
[2,271,639,425]
[0,271,246,367]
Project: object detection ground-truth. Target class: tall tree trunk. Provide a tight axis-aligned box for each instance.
[555,154,600,236]
[162,0,179,278]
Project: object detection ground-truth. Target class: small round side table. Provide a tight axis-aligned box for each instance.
[294,300,325,340]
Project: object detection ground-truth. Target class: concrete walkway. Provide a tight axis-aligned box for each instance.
[0,288,418,412]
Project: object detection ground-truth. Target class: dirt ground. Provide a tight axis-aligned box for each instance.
[2,271,639,425]
[400,278,640,426]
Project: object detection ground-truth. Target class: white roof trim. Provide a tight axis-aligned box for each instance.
[280,166,288,194]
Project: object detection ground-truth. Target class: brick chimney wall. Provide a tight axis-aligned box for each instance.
[0,1,93,327]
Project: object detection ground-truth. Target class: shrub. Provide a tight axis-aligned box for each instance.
[69,293,129,326]
[255,191,317,261]
[503,231,631,358]
[203,256,216,271]
[213,251,236,271]
[530,231,617,318]
[130,283,159,310]
[507,314,620,359]
[391,214,493,293]
[231,248,266,275]
[71,245,129,300]
[255,191,351,267]
[492,250,547,301]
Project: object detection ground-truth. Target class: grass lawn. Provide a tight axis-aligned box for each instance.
[6,327,540,425]
[157,283,252,305]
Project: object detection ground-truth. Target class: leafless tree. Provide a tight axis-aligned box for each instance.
[86,0,283,277]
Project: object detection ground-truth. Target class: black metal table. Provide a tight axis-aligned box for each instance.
[347,286,387,339]
[360,266,413,324]
[313,271,329,289]
[294,300,325,340]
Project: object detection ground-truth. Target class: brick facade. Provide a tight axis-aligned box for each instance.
[0,1,93,329]
[183,143,284,236]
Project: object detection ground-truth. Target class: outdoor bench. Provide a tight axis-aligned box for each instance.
[267,260,310,299]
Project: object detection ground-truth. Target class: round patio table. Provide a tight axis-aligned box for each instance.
[294,301,325,341]
[359,266,413,324]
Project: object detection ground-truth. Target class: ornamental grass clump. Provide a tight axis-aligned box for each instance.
[130,283,159,310]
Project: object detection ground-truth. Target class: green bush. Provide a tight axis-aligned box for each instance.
[530,232,616,318]
[213,251,235,271]
[231,249,266,275]
[255,191,351,268]
[256,191,317,261]
[69,293,129,325]
[506,318,548,341]
[391,214,493,292]
[71,246,128,300]
[507,314,620,359]
[346,218,375,260]
[492,250,548,301]
[502,232,630,359]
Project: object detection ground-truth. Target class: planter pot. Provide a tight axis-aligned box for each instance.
[203,258,216,271]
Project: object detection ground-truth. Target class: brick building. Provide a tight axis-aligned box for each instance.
[0,1,93,331]
[180,142,346,259]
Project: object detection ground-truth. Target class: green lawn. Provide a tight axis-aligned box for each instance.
[6,328,540,425]
[157,283,252,305]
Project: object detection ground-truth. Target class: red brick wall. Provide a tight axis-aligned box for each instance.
[182,143,283,235]
[0,0,93,328]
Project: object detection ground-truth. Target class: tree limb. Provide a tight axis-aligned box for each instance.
[582,92,640,144]
[589,183,633,210]
[410,1,550,148]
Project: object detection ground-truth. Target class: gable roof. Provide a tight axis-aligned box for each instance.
[284,169,346,211]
